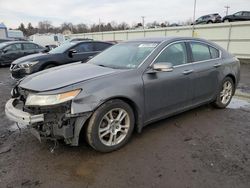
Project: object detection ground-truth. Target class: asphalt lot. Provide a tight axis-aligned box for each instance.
[0,63,250,188]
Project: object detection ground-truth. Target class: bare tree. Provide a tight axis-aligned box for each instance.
[38,20,53,33]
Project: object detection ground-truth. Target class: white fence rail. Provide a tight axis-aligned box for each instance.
[68,21,250,59]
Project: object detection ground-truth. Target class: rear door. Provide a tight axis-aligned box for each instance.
[94,42,112,53]
[22,43,40,56]
[188,41,222,105]
[242,12,250,21]
[143,42,194,122]
[71,42,96,62]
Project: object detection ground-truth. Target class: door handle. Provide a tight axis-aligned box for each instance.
[213,63,221,68]
[182,70,193,75]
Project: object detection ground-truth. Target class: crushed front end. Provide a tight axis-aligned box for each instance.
[5,86,91,146]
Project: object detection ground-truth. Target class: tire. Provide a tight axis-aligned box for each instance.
[223,19,230,23]
[207,21,213,24]
[213,77,235,108]
[43,64,55,70]
[86,99,135,152]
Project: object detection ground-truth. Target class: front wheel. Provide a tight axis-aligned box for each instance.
[223,19,230,23]
[43,64,55,70]
[86,99,135,152]
[213,77,234,108]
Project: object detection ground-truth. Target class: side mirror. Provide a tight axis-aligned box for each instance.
[3,49,8,54]
[68,49,77,58]
[151,62,174,72]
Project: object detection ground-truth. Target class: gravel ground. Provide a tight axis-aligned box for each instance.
[0,63,250,188]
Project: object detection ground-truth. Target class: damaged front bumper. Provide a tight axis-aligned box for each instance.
[5,98,91,146]
[5,98,44,124]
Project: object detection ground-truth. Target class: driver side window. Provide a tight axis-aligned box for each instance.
[154,42,187,66]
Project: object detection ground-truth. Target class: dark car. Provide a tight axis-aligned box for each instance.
[194,13,222,24]
[0,41,45,66]
[223,11,250,22]
[5,37,240,152]
[44,44,58,51]
[10,41,113,79]
[0,39,12,44]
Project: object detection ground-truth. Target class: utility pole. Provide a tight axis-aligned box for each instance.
[141,16,145,29]
[192,0,197,37]
[225,5,230,16]
[98,18,101,32]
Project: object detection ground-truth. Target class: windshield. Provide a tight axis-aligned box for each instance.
[89,42,158,69]
[49,42,75,54]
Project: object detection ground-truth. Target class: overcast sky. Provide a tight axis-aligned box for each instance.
[0,0,250,28]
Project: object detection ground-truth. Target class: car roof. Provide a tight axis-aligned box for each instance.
[71,40,113,45]
[127,37,211,43]
[1,41,35,45]
[127,37,177,43]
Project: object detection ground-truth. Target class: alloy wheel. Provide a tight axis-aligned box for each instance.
[220,81,233,104]
[98,108,130,146]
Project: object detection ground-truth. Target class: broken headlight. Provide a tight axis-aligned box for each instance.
[19,61,39,69]
[25,89,81,106]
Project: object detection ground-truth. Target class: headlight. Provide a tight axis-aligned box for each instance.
[25,89,81,106]
[19,61,39,69]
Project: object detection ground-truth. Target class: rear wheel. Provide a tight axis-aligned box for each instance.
[86,99,135,152]
[213,77,234,108]
[207,20,213,24]
[223,19,230,23]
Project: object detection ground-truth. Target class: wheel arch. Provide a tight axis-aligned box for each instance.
[99,96,143,133]
[76,96,143,146]
[40,61,59,70]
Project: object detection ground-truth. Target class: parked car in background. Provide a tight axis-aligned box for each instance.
[10,41,113,79]
[194,13,222,24]
[223,11,250,22]
[0,41,45,66]
[66,38,93,42]
[0,39,12,43]
[5,37,240,152]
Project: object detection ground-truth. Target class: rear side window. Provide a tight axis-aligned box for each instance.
[243,12,250,16]
[54,36,58,42]
[94,42,112,51]
[209,46,220,59]
[190,42,211,62]
[74,43,93,52]
[155,42,187,66]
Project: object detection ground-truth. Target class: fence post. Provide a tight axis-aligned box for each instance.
[227,24,232,51]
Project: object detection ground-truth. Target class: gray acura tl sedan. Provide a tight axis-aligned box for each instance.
[5,37,240,152]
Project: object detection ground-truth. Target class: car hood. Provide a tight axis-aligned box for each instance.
[19,63,123,92]
[12,53,55,65]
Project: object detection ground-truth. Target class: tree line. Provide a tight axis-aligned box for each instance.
[16,19,192,37]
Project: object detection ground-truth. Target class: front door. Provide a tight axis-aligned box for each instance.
[143,42,194,122]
